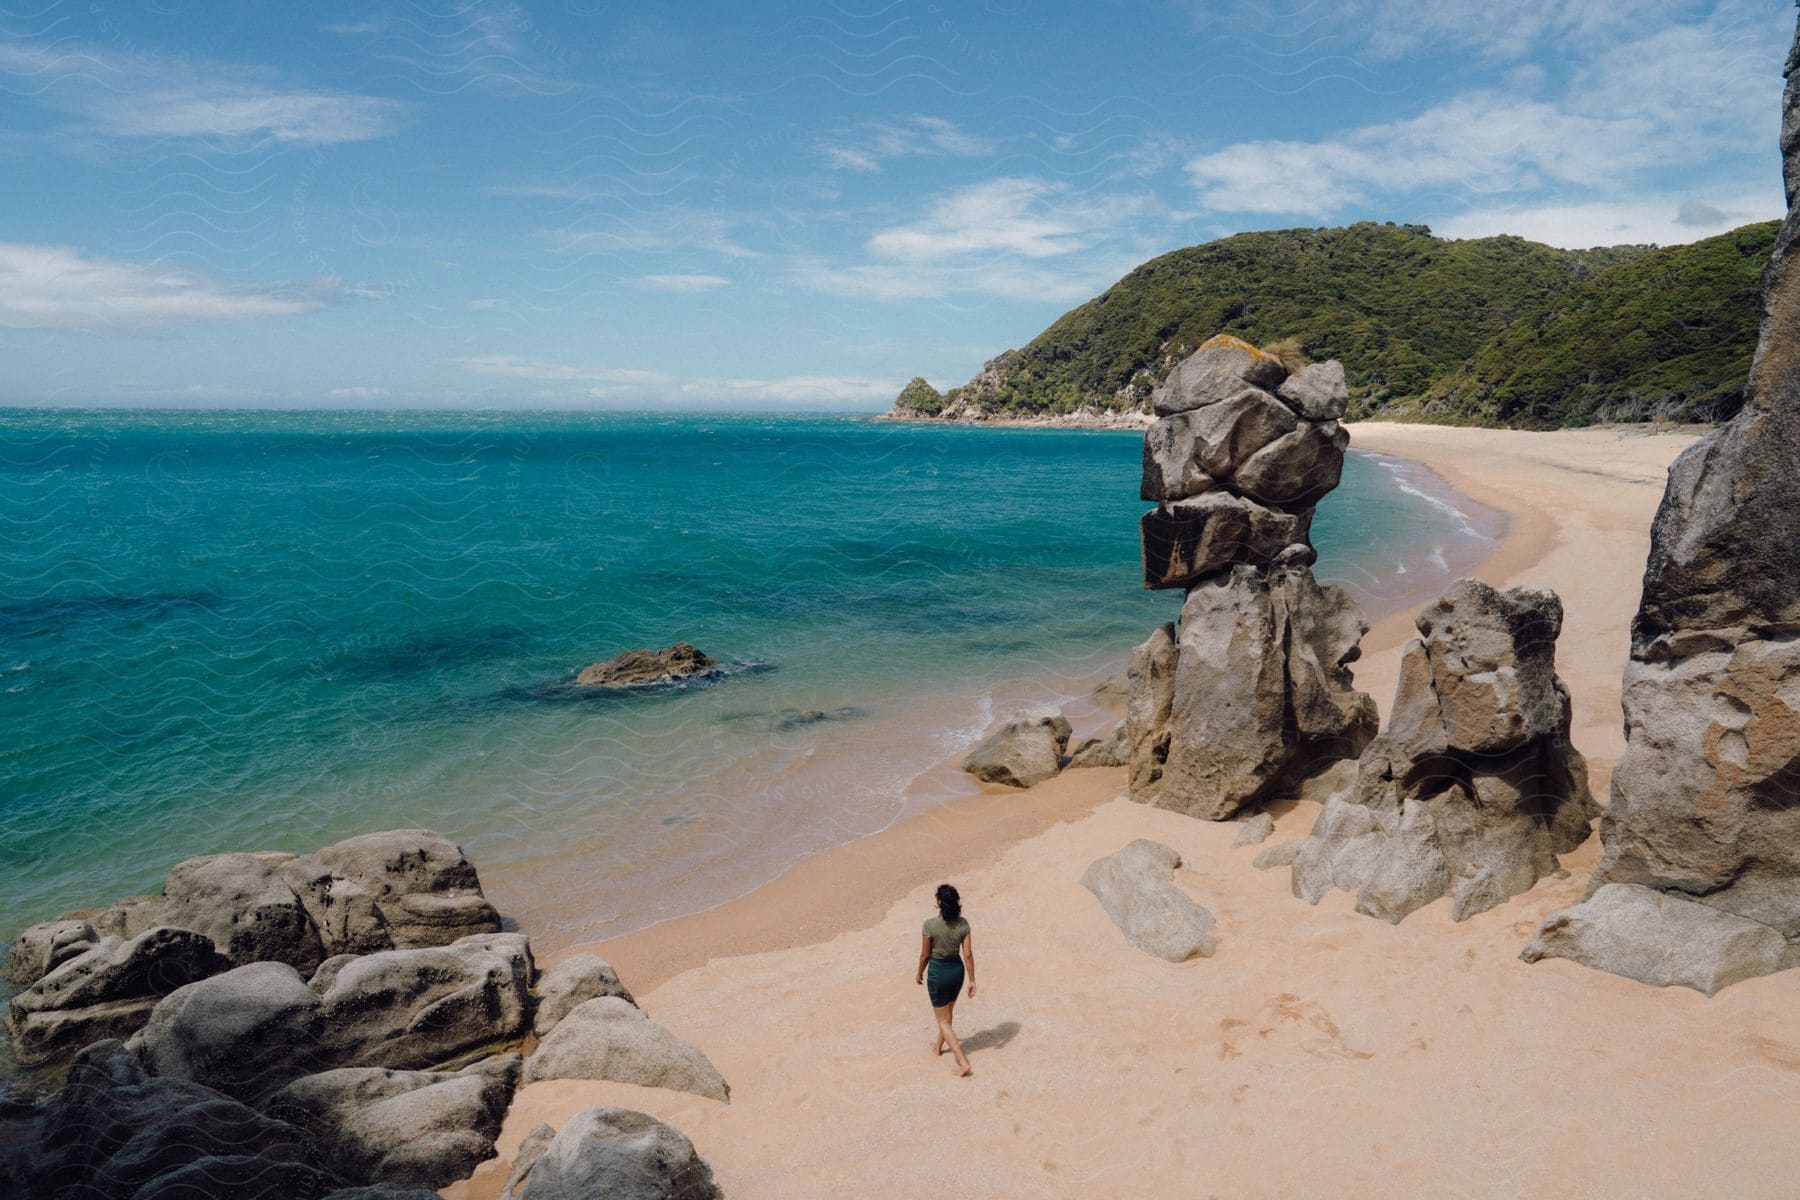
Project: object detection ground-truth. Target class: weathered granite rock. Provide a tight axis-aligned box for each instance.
[1,1039,326,1199]
[131,960,326,1103]
[576,642,718,688]
[503,1123,558,1197]
[1080,839,1217,962]
[1152,334,1288,416]
[1151,560,1375,820]
[312,933,534,1070]
[1068,722,1129,769]
[1089,674,1129,711]
[1230,419,1348,509]
[8,927,229,1067]
[1140,491,1309,588]
[3,918,98,987]
[523,997,730,1102]
[534,953,636,1036]
[76,894,169,941]
[268,1055,519,1188]
[960,709,1073,789]
[1291,581,1598,923]
[1233,812,1276,847]
[508,1107,722,1200]
[1125,622,1178,797]
[305,829,502,950]
[160,851,324,972]
[1253,839,1305,870]
[1557,15,1800,989]
[279,857,394,958]
[1523,884,1800,996]
[1276,359,1350,420]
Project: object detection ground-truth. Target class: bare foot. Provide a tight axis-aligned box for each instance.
[931,1039,944,1057]
[957,1062,973,1077]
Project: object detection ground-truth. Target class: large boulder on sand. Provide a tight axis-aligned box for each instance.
[575,642,718,688]
[505,1107,722,1200]
[534,953,636,1036]
[1151,334,1288,415]
[1522,883,1799,997]
[1125,622,1178,796]
[300,829,501,951]
[1148,557,1375,820]
[960,709,1073,789]
[1080,840,1217,962]
[1291,580,1598,924]
[7,927,229,1068]
[0,1039,326,1199]
[1550,13,1800,990]
[267,1055,519,1188]
[523,996,730,1102]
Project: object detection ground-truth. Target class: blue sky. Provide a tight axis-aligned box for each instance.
[0,0,1790,408]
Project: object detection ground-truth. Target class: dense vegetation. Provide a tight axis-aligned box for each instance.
[896,221,1779,428]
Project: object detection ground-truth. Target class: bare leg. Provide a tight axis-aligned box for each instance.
[935,1005,971,1077]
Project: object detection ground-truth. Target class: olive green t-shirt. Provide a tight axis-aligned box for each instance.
[922,915,970,960]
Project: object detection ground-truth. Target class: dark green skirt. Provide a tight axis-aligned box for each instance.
[926,956,964,1008]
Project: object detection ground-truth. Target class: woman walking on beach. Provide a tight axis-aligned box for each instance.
[917,883,976,1077]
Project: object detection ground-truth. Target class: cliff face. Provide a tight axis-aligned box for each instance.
[1523,15,1800,993]
[885,222,1779,430]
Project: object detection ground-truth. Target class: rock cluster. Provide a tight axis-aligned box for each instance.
[576,641,718,688]
[1525,21,1800,991]
[1290,580,1597,923]
[5,829,500,1069]
[1126,338,1377,821]
[2,830,730,1198]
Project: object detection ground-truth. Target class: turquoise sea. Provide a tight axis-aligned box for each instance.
[0,411,1499,951]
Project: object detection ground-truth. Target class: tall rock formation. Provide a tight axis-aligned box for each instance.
[1525,22,1800,990]
[1290,580,1598,923]
[1126,336,1377,820]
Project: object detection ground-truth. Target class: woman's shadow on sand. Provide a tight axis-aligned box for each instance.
[961,1021,1022,1054]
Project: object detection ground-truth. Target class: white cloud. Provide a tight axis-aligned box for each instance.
[867,178,1097,261]
[0,244,345,335]
[1432,192,1779,248]
[451,356,678,386]
[448,356,896,408]
[820,116,998,173]
[638,273,731,292]
[541,211,757,259]
[0,40,406,148]
[326,386,391,400]
[1185,4,1785,219]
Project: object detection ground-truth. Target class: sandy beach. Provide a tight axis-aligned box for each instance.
[446,423,1800,1199]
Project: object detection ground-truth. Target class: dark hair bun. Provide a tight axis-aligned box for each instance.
[935,883,962,923]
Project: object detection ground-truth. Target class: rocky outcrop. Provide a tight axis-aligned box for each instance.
[3,829,503,1072]
[1522,883,1799,997]
[503,1107,722,1200]
[524,997,730,1102]
[1127,337,1376,821]
[267,1056,519,1188]
[1290,580,1598,923]
[1080,839,1217,962]
[1525,19,1800,991]
[0,1039,326,1199]
[534,953,636,1036]
[131,960,327,1103]
[576,641,719,688]
[7,927,228,1067]
[960,708,1073,789]
[1068,722,1128,768]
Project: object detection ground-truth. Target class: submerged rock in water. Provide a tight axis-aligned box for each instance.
[575,642,719,688]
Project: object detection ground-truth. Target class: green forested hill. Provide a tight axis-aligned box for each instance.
[894,221,1778,428]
